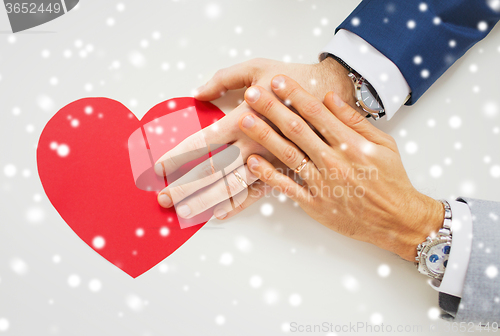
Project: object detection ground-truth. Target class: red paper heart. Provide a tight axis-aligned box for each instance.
[37,98,225,278]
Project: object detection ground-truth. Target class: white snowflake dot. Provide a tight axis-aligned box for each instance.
[469,64,478,73]
[126,294,145,312]
[351,17,360,26]
[10,258,28,275]
[478,21,488,31]
[206,3,221,19]
[219,252,233,265]
[419,2,428,11]
[430,165,443,178]
[215,315,225,325]
[449,115,462,128]
[3,164,17,178]
[483,101,498,117]
[68,274,81,288]
[88,279,102,292]
[249,275,263,288]
[377,264,391,277]
[407,20,416,29]
[342,275,359,292]
[491,165,500,178]
[370,313,383,325]
[92,236,105,249]
[428,307,440,320]
[160,227,170,236]
[263,289,279,305]
[487,0,500,11]
[486,265,498,278]
[235,236,252,253]
[405,141,419,154]
[135,228,145,237]
[0,318,10,332]
[57,144,70,157]
[260,203,274,216]
[289,293,302,307]
[26,207,44,224]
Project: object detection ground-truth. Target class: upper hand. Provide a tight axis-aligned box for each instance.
[239,75,444,261]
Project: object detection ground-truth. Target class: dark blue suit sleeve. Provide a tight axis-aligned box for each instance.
[336,0,500,105]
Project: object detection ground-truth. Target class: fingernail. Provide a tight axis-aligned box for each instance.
[154,163,164,176]
[195,85,205,96]
[214,208,228,219]
[248,157,260,170]
[241,115,255,129]
[272,76,285,89]
[332,92,345,108]
[245,87,260,103]
[176,204,191,218]
[158,193,172,207]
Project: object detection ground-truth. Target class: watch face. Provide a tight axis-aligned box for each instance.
[360,81,384,112]
[425,243,451,275]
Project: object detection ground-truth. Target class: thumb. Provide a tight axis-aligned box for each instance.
[324,91,396,150]
[195,61,257,101]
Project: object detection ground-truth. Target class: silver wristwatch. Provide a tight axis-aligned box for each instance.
[326,54,385,120]
[415,200,453,281]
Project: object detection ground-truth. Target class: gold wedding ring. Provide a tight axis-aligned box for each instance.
[232,170,249,188]
[294,156,310,173]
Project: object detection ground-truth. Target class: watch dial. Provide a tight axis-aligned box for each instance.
[425,243,451,275]
[360,81,383,112]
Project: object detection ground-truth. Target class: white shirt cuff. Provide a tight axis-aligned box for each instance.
[429,200,473,298]
[319,29,411,120]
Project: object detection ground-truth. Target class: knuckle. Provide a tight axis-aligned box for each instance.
[301,100,323,117]
[258,127,272,143]
[200,161,215,178]
[286,119,304,137]
[285,86,302,103]
[348,111,366,127]
[261,98,275,115]
[282,146,299,165]
[164,155,177,170]
[192,195,208,212]
[261,168,274,182]
[227,176,243,195]
[281,182,293,197]
[171,184,188,200]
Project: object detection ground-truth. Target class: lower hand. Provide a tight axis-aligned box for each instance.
[239,75,444,261]
[155,57,356,220]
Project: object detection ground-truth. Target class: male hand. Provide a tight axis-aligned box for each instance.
[155,57,356,221]
[239,75,444,261]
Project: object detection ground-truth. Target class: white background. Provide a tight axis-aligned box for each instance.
[0,0,499,335]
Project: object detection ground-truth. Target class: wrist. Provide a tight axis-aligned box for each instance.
[392,194,445,261]
[315,56,363,115]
